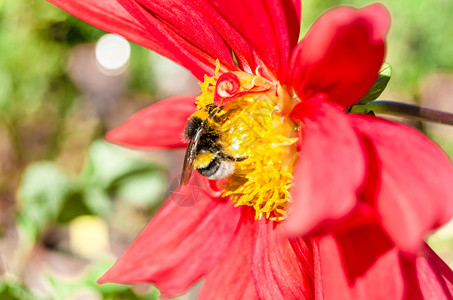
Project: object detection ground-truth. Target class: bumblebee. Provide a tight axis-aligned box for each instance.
[181,104,246,186]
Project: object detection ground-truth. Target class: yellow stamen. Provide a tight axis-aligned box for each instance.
[195,69,298,220]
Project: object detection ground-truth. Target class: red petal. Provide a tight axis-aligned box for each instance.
[314,226,453,299]
[291,0,301,20]
[132,0,234,64]
[312,225,404,300]
[252,220,313,299]
[118,0,239,79]
[209,0,301,82]
[288,4,390,108]
[351,115,453,253]
[199,213,259,300]
[128,0,268,76]
[404,244,453,299]
[106,96,196,149]
[131,0,276,76]
[188,1,258,74]
[98,175,241,298]
[286,97,365,236]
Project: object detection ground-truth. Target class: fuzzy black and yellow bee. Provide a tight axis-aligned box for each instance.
[180,104,246,186]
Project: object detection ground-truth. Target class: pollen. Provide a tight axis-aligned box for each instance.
[194,151,215,169]
[196,70,298,220]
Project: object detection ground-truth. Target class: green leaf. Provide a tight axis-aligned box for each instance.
[82,188,113,217]
[114,172,166,207]
[358,63,392,104]
[17,162,70,241]
[0,279,40,300]
[56,191,92,224]
[79,140,158,189]
[46,275,76,300]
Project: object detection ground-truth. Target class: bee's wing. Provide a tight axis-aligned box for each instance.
[180,126,203,186]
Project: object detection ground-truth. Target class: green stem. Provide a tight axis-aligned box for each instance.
[349,100,453,126]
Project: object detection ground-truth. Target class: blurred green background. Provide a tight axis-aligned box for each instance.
[0,0,452,299]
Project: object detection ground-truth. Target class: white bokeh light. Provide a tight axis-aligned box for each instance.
[95,34,131,75]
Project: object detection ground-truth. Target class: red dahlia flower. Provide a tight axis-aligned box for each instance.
[47,0,453,299]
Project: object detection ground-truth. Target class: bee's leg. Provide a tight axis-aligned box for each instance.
[217,152,236,161]
[218,152,248,162]
[235,156,248,162]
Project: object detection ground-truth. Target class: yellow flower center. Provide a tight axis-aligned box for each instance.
[195,69,298,220]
